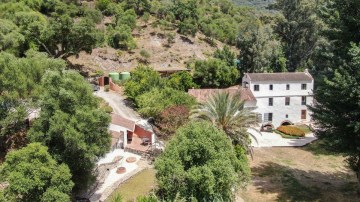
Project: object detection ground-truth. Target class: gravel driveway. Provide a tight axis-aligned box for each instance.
[94,89,140,121]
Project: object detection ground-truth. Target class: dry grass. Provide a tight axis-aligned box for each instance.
[238,145,358,202]
[108,168,156,202]
[107,142,358,202]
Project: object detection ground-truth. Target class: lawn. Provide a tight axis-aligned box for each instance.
[237,144,358,201]
[108,168,156,202]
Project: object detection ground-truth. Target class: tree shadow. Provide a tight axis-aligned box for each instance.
[300,139,341,156]
[251,161,358,202]
[123,97,137,109]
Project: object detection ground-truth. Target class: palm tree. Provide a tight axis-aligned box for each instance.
[190,91,258,153]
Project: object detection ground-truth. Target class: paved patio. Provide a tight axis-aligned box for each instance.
[249,128,317,147]
[127,134,151,152]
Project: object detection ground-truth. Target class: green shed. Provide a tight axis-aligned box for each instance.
[109,72,120,81]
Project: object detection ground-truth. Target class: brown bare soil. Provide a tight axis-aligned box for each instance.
[67,17,238,75]
[238,146,358,202]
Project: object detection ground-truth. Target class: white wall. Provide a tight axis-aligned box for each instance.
[251,96,313,127]
[243,76,314,128]
[109,124,128,147]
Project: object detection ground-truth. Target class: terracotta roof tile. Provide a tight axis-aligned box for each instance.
[111,114,136,132]
[188,86,256,103]
[245,72,313,82]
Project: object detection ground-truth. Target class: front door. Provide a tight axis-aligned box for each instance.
[104,76,109,85]
[301,110,307,119]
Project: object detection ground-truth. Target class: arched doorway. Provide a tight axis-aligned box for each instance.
[261,123,274,132]
[281,120,293,126]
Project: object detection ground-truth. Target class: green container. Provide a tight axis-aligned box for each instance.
[120,72,131,81]
[109,72,120,81]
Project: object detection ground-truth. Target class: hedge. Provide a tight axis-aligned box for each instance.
[276,125,305,137]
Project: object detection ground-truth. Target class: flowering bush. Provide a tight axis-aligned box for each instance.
[276,125,305,137]
[155,105,190,139]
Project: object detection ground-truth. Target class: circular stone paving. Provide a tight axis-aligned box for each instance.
[116,167,126,174]
[126,157,137,163]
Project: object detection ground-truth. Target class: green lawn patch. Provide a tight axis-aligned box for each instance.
[108,168,156,202]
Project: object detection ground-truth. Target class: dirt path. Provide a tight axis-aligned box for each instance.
[238,146,358,202]
[94,89,140,121]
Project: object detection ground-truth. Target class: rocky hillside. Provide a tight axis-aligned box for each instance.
[67,17,238,75]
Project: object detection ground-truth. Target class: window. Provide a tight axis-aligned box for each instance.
[269,84,273,90]
[264,113,273,122]
[269,98,273,106]
[301,110,307,119]
[254,85,259,91]
[301,96,307,105]
[301,84,307,90]
[285,97,290,105]
[286,84,290,90]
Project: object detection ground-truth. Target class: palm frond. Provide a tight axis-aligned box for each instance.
[190,91,259,151]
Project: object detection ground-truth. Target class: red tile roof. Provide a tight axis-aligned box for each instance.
[188,86,256,103]
[111,113,136,132]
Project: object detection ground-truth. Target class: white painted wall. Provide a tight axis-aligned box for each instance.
[242,76,314,128]
[109,124,128,147]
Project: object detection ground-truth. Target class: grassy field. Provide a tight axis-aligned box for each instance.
[238,143,358,201]
[108,168,156,202]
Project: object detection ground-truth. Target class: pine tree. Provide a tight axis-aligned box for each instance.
[310,43,360,194]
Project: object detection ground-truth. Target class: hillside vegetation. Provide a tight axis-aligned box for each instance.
[232,0,275,8]
[1,0,360,201]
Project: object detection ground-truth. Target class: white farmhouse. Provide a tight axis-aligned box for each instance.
[242,70,314,129]
[188,70,314,130]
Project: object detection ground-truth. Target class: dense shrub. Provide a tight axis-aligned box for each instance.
[136,87,195,118]
[193,58,239,88]
[276,126,305,137]
[124,65,163,100]
[166,71,198,91]
[103,106,113,113]
[107,25,137,50]
[155,105,190,139]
